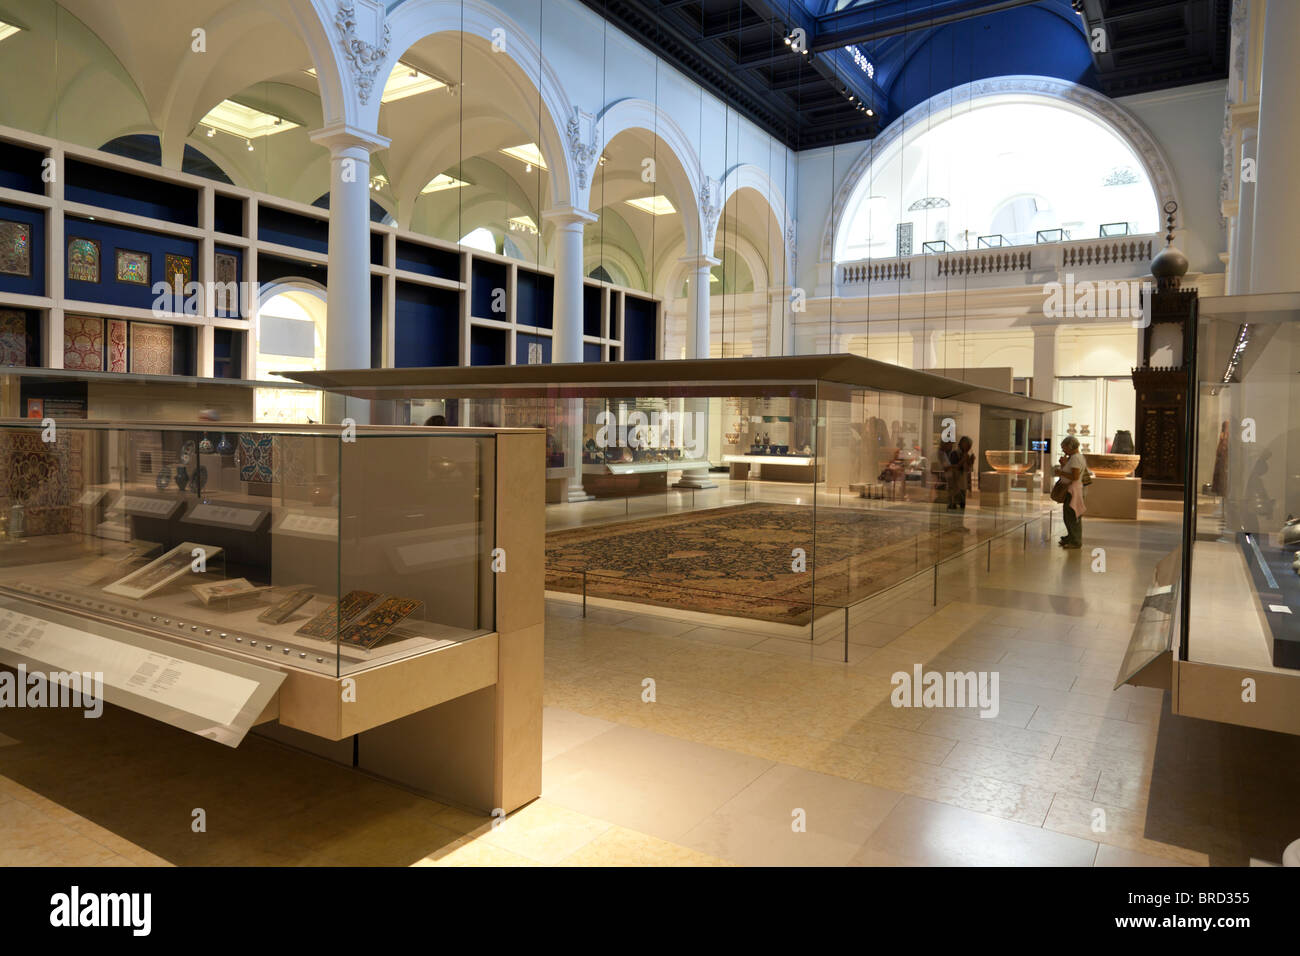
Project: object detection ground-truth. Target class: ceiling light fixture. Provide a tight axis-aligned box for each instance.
[625,196,676,216]
[307,63,448,104]
[500,143,548,171]
[421,173,472,194]
[200,99,299,140]
[0,20,23,43]
[508,215,539,235]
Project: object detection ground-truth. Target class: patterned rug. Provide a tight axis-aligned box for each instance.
[545,502,968,624]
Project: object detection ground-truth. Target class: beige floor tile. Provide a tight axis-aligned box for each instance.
[416,833,542,867]
[942,741,1101,800]
[541,725,773,842]
[851,796,1098,866]
[561,825,733,866]
[1093,843,1192,867]
[479,800,611,864]
[542,707,617,761]
[1042,792,1209,865]
[679,764,901,866]
[1027,708,1156,753]
[852,751,1055,826]
[915,712,1059,759]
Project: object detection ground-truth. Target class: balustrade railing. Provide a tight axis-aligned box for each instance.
[838,233,1158,289]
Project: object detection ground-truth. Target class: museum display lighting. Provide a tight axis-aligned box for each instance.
[500,143,548,172]
[200,99,299,140]
[625,196,676,216]
[421,173,471,194]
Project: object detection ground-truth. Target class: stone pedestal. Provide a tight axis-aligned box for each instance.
[1086,476,1140,519]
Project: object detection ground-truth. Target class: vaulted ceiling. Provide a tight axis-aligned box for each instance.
[579,0,1230,150]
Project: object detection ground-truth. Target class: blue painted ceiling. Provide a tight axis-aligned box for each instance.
[579,0,1229,149]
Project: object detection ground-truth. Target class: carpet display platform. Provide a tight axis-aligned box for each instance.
[545,502,968,624]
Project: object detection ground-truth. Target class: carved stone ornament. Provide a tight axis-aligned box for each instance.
[700,176,722,249]
[786,223,798,273]
[336,0,391,106]
[567,109,599,191]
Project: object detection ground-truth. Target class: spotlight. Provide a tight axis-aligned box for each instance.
[206,126,214,137]
[866,108,874,116]
[246,139,254,151]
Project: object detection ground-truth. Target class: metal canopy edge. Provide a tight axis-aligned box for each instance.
[278,354,1065,414]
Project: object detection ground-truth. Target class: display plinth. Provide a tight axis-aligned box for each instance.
[978,471,1012,506]
[0,419,546,815]
[1086,476,1141,519]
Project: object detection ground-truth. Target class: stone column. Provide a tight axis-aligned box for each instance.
[1032,325,1058,491]
[680,254,721,360]
[310,123,390,423]
[542,205,598,365]
[911,329,938,370]
[1229,124,1258,294]
[674,254,720,489]
[310,123,389,371]
[542,206,598,502]
[1248,0,1300,294]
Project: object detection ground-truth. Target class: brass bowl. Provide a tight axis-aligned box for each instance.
[984,450,1034,475]
[1085,453,1141,478]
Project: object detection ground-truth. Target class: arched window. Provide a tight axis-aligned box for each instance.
[459,227,497,254]
[100,135,234,185]
[836,96,1159,259]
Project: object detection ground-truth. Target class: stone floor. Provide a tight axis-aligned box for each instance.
[2,506,1298,866]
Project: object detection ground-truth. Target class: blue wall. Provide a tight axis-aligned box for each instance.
[395,282,458,367]
[63,217,199,311]
[623,297,658,361]
[65,159,198,226]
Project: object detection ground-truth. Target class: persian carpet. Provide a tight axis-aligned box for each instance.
[545,502,968,624]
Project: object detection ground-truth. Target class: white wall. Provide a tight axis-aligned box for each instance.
[1116,80,1228,276]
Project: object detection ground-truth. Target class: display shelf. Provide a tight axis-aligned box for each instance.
[0,122,662,381]
[585,458,710,475]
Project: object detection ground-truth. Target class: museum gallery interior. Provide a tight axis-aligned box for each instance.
[0,0,1295,871]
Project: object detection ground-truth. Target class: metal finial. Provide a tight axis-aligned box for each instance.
[1163,200,1178,245]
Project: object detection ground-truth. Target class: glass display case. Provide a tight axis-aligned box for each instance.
[0,420,496,680]
[1185,293,1300,674]
[1118,292,1300,738]
[283,355,1057,637]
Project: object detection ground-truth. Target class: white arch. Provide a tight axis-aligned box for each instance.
[819,75,1182,262]
[717,162,794,285]
[592,97,704,256]
[378,0,576,206]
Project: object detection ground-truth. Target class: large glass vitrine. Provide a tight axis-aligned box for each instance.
[286,355,1057,635]
[0,420,496,680]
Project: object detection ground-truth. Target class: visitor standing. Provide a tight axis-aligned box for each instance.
[1054,435,1087,549]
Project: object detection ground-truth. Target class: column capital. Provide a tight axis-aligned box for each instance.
[679,254,722,270]
[309,122,391,155]
[542,205,598,227]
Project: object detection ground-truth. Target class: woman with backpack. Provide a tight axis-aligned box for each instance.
[1053,435,1087,549]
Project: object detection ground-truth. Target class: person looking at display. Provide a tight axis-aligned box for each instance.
[1054,435,1087,549]
[949,436,974,511]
